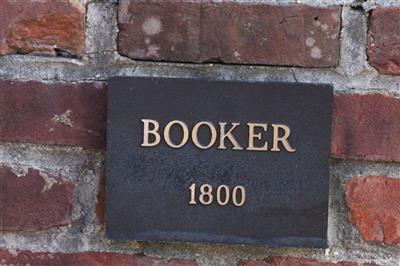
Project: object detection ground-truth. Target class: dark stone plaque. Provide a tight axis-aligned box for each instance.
[106,77,333,248]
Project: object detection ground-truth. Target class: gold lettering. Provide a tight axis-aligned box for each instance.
[141,118,296,153]
[271,124,295,152]
[141,119,161,147]
[216,185,230,205]
[247,123,268,151]
[232,185,246,207]
[218,122,243,150]
[188,183,246,207]
[192,121,217,149]
[199,184,213,205]
[164,120,189,148]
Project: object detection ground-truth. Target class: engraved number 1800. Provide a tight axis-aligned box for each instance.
[188,183,246,207]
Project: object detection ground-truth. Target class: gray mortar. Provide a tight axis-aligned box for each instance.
[1,0,400,265]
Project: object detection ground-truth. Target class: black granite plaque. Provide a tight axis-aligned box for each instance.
[106,77,333,248]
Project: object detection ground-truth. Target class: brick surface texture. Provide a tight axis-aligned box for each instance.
[118,1,341,67]
[0,0,85,57]
[0,80,106,149]
[0,166,74,231]
[368,7,400,75]
[331,93,400,162]
[346,176,400,245]
[0,249,197,266]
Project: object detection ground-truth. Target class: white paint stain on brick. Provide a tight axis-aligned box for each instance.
[142,17,162,36]
[146,44,160,57]
[93,82,104,90]
[39,171,58,192]
[7,248,18,256]
[311,47,322,59]
[321,23,329,31]
[306,37,316,47]
[10,165,29,177]
[51,110,73,127]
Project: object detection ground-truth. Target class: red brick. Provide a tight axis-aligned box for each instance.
[0,249,197,266]
[201,4,341,67]
[0,80,106,149]
[239,257,378,266]
[332,94,400,162]
[368,7,400,75]
[346,176,400,245]
[0,0,85,57]
[118,1,341,67]
[118,1,200,62]
[0,166,74,231]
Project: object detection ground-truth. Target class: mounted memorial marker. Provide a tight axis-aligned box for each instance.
[106,77,333,248]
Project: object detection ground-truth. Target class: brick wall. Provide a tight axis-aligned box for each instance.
[1,0,400,265]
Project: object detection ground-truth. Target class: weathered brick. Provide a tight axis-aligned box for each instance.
[0,166,74,231]
[368,7,400,75]
[239,257,378,266]
[118,1,200,62]
[0,80,106,149]
[331,94,400,162]
[118,1,341,67]
[0,0,85,57]
[346,176,400,245]
[0,249,197,266]
[201,4,341,66]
